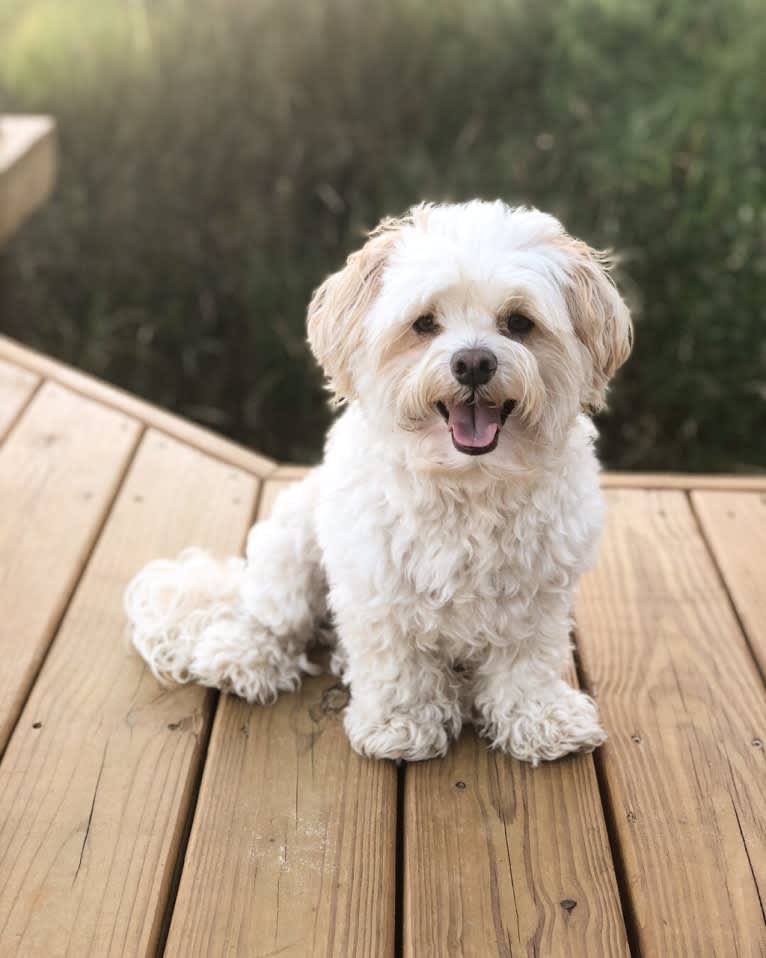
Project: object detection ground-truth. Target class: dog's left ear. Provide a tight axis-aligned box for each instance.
[307,224,401,404]
[562,238,633,411]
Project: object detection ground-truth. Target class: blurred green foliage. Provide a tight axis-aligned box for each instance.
[1,0,764,469]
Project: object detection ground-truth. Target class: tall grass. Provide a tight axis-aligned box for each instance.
[1,0,764,469]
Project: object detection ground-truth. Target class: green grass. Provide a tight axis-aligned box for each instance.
[1,0,764,470]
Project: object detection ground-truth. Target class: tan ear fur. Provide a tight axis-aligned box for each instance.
[561,237,633,411]
[306,220,404,403]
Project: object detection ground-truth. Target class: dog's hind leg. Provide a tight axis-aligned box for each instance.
[125,470,326,703]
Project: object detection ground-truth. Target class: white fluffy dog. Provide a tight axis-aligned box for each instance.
[125,200,632,765]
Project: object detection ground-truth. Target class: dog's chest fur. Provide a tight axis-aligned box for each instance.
[318,413,603,654]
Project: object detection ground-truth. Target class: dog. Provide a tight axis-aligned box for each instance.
[125,200,632,765]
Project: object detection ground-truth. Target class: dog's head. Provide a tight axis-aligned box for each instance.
[308,201,632,473]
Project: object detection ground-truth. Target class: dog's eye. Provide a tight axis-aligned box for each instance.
[505,312,534,336]
[413,313,438,335]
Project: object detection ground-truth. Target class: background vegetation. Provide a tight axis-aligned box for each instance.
[1,0,764,470]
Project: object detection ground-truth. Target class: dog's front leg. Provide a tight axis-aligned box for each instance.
[473,595,606,766]
[339,627,462,763]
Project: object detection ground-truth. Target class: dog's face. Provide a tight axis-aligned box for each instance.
[308,201,632,474]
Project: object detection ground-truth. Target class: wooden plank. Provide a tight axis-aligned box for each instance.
[0,430,258,958]
[164,479,397,958]
[272,463,313,480]
[0,335,276,478]
[270,465,766,493]
[0,115,56,244]
[601,472,766,492]
[692,491,766,678]
[575,489,766,955]
[404,683,629,957]
[0,381,140,752]
[257,476,309,517]
[0,358,39,440]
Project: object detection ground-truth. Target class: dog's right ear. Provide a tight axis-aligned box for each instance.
[307,223,401,404]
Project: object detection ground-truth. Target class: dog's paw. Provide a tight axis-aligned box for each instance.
[344,701,456,762]
[188,620,320,704]
[483,687,607,766]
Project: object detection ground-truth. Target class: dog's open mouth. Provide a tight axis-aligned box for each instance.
[436,398,516,456]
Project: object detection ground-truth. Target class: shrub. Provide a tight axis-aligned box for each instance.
[1,0,764,470]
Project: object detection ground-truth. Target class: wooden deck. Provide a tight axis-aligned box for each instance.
[0,334,764,957]
[0,116,56,245]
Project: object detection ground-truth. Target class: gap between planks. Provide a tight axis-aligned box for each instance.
[181,477,631,957]
[0,336,277,479]
[402,669,630,958]
[574,488,766,956]
[0,357,42,442]
[162,477,398,958]
[0,381,143,754]
[689,489,766,682]
[0,429,260,958]
[153,476,267,958]
[165,476,635,958]
[571,637,642,958]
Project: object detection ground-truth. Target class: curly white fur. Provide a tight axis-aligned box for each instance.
[125,200,631,765]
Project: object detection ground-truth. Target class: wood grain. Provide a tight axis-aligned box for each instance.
[0,358,39,440]
[0,335,276,478]
[272,463,313,480]
[257,475,311,516]
[164,479,398,958]
[575,489,766,955]
[0,382,140,752]
[404,696,629,956]
[600,472,766,491]
[0,430,258,958]
[692,491,766,678]
[258,462,766,492]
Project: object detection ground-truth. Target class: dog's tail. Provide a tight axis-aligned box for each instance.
[124,472,326,703]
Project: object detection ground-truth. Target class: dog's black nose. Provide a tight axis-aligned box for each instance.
[450,348,497,386]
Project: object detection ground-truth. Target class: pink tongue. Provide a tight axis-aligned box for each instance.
[447,401,501,448]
